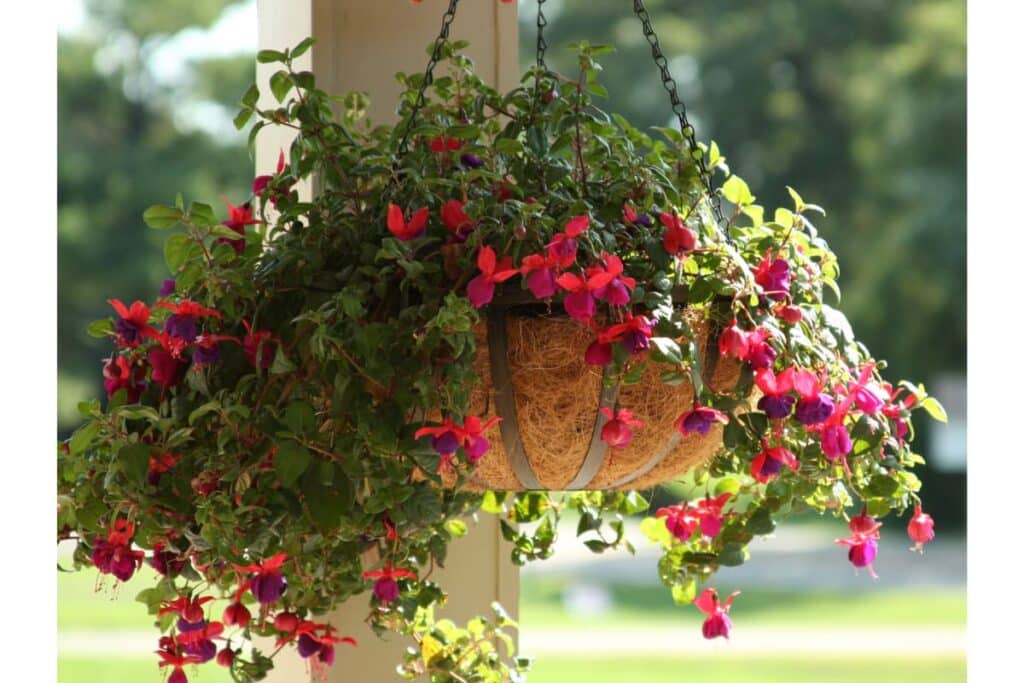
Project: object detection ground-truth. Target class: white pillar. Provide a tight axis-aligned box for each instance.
[255,2,520,680]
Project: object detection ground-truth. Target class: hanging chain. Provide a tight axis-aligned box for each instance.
[632,0,725,228]
[536,0,549,71]
[395,0,461,159]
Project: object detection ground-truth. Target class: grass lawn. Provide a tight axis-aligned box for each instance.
[527,655,966,683]
[57,655,966,683]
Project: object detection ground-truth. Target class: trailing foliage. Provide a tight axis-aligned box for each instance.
[58,39,940,682]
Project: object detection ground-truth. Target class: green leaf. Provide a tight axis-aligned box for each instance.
[118,443,150,485]
[302,463,353,533]
[671,578,697,605]
[270,70,292,103]
[284,401,316,435]
[649,337,684,365]
[269,346,296,375]
[920,397,948,423]
[257,49,287,64]
[446,519,468,537]
[291,38,315,59]
[274,440,313,486]
[86,318,114,339]
[233,108,254,130]
[722,175,754,207]
[786,185,805,212]
[714,477,741,496]
[164,233,192,272]
[240,84,260,108]
[68,422,99,456]
[143,204,183,229]
[188,202,218,228]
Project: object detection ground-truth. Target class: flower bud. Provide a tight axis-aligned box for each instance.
[223,602,251,628]
[907,505,935,552]
[273,612,300,633]
[718,321,749,359]
[216,648,235,668]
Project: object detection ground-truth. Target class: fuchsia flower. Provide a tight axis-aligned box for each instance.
[519,252,560,299]
[159,279,176,297]
[440,199,474,238]
[429,135,461,154]
[242,320,278,369]
[109,299,158,347]
[836,509,882,579]
[159,595,215,625]
[414,415,502,471]
[907,505,935,553]
[564,214,590,238]
[754,250,791,301]
[694,588,740,640]
[176,620,224,663]
[676,404,729,436]
[386,203,429,241]
[252,149,294,207]
[555,272,598,321]
[755,367,796,419]
[776,303,802,325]
[820,422,853,461]
[622,203,652,227]
[292,621,356,669]
[547,233,578,267]
[157,300,222,343]
[657,503,700,541]
[92,519,145,582]
[751,441,799,483]
[157,646,201,683]
[467,246,518,308]
[233,553,289,605]
[605,313,653,355]
[659,211,696,256]
[362,562,418,604]
[218,199,261,254]
[791,368,835,426]
[584,326,618,366]
[599,407,644,448]
[148,340,186,390]
[718,320,749,359]
[693,493,734,537]
[742,328,777,370]
[222,602,251,628]
[102,354,147,402]
[587,253,636,306]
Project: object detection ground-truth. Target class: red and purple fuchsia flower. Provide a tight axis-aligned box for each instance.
[659,211,696,257]
[440,198,475,240]
[386,203,429,242]
[414,415,502,474]
[467,246,518,308]
[361,562,418,605]
[751,440,799,483]
[233,552,289,605]
[835,508,882,579]
[754,249,791,301]
[102,354,147,401]
[599,407,644,449]
[109,299,158,347]
[218,199,261,254]
[675,403,729,436]
[693,588,740,640]
[92,519,145,582]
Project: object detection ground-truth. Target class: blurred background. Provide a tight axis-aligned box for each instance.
[57,1,966,681]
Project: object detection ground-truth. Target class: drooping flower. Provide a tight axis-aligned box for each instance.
[693,493,733,538]
[622,204,652,227]
[414,415,502,468]
[192,334,238,367]
[157,300,222,343]
[564,215,590,238]
[694,588,740,640]
[177,621,224,663]
[440,199,474,238]
[656,503,700,542]
[754,367,796,419]
[102,354,147,402]
[108,299,158,347]
[605,313,653,355]
[218,198,261,254]
[718,320,749,359]
[466,246,518,308]
[555,272,597,321]
[599,407,644,448]
[751,442,799,483]
[587,253,636,306]
[907,505,935,553]
[216,648,235,668]
[157,647,201,683]
[659,211,696,257]
[459,415,502,463]
[159,279,176,297]
[584,325,620,366]
[242,320,278,369]
[149,541,186,576]
[233,553,289,605]
[776,304,802,325]
[792,368,835,426]
[742,328,777,370]
[148,344,186,389]
[519,252,560,299]
[222,602,251,628]
[675,404,729,436]
[835,509,882,579]
[820,421,853,461]
[362,562,418,604]
[92,520,145,582]
[386,203,429,241]
[252,149,294,207]
[547,233,578,267]
[429,135,461,154]
[754,250,791,301]
[159,595,215,625]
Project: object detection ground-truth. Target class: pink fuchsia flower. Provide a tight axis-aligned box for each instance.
[386,203,429,241]
[693,492,733,538]
[694,588,740,640]
[820,421,852,461]
[149,540,186,576]
[218,198,261,254]
[656,503,700,542]
[622,203,652,227]
[547,233,578,267]
[775,303,802,325]
[102,354,147,402]
[440,199,474,239]
[92,519,145,581]
[751,442,799,483]
[587,253,636,306]
[252,149,294,207]
[676,404,729,436]
[555,272,598,321]
[192,334,238,367]
[467,246,518,308]
[718,320,749,359]
[148,344,186,390]
[157,648,202,683]
[659,211,696,256]
[754,250,791,301]
[519,252,560,299]
[429,135,461,154]
[599,407,644,448]
[234,553,289,605]
[242,320,278,369]
[109,299,158,347]
[907,505,935,553]
[362,562,417,604]
[177,621,225,663]
[584,325,620,366]
[742,328,777,370]
[791,367,835,426]
[605,313,654,355]
[414,415,502,467]
[564,214,590,238]
[157,300,222,343]
[836,509,882,579]
[755,367,796,419]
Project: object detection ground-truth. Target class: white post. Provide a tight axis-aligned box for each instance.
[255,2,520,680]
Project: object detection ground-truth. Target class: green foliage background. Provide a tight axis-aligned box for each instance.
[58,0,964,510]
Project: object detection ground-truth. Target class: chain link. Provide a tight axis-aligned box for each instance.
[632,0,725,228]
[536,0,549,70]
[395,0,461,159]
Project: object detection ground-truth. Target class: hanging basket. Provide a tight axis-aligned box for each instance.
[463,291,743,491]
